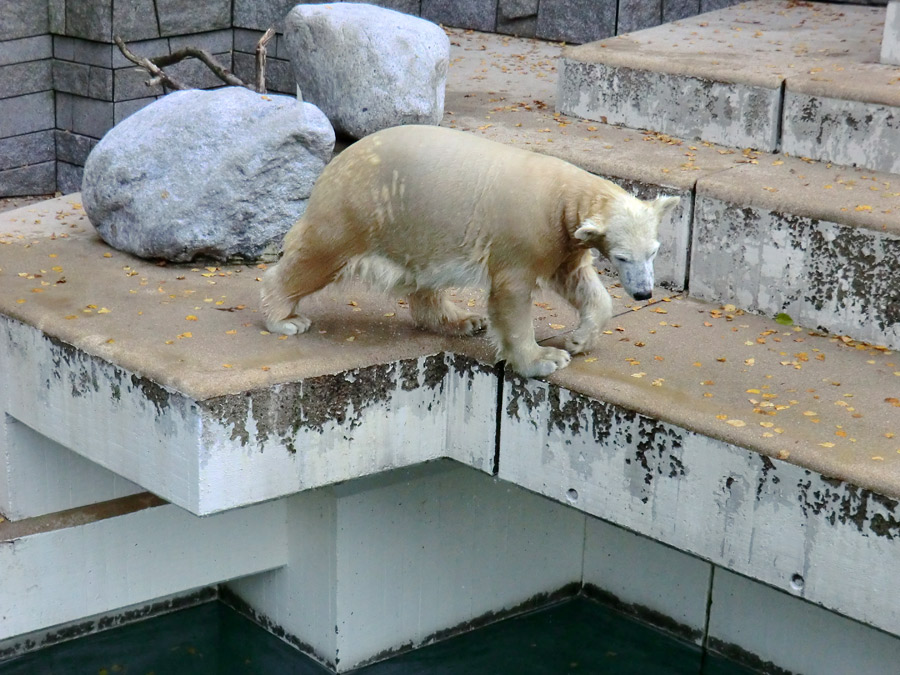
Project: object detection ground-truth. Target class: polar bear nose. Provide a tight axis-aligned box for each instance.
[633,290,652,301]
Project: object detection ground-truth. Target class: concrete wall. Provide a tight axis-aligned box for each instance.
[0,0,745,198]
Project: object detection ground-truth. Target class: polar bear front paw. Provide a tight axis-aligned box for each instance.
[564,329,598,355]
[512,347,572,378]
[266,315,312,335]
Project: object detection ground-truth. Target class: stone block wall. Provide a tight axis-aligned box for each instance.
[0,0,746,197]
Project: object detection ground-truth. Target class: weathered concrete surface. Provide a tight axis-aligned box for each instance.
[227,462,585,671]
[557,1,899,161]
[0,415,141,520]
[558,59,781,150]
[781,90,900,174]
[500,376,900,638]
[582,517,712,644]
[0,495,287,641]
[691,155,900,350]
[0,199,498,515]
[709,568,900,675]
[884,1,900,66]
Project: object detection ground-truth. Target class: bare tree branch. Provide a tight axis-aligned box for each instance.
[151,47,249,89]
[114,31,276,95]
[114,36,189,91]
[255,28,277,94]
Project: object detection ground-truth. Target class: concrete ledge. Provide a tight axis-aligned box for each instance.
[556,1,900,169]
[500,374,900,638]
[557,57,781,150]
[1,415,142,520]
[691,155,900,349]
[782,91,900,174]
[0,494,287,641]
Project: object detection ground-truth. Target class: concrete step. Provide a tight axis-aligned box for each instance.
[444,26,900,351]
[556,1,900,174]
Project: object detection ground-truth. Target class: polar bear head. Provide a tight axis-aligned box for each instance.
[574,194,679,301]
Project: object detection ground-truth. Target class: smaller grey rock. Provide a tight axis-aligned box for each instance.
[82,87,335,262]
[284,3,449,139]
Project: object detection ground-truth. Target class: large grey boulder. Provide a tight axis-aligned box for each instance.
[82,87,334,262]
[284,3,450,139]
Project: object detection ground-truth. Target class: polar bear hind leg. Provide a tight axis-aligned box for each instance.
[408,289,487,336]
[260,231,347,335]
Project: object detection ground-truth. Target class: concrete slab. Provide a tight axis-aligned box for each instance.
[500,372,900,638]
[691,154,900,349]
[227,462,585,672]
[0,198,499,515]
[0,493,287,641]
[709,568,900,675]
[884,0,900,66]
[556,1,900,168]
[2,190,898,505]
[0,414,142,520]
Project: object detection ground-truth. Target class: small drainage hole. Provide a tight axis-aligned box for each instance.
[790,574,805,592]
[566,488,579,504]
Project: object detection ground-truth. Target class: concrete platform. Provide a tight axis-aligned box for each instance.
[557,1,900,172]
[2,193,897,505]
[2,190,900,650]
[0,491,287,644]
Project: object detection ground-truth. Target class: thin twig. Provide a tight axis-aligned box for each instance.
[151,47,249,89]
[114,36,189,91]
[255,28,276,94]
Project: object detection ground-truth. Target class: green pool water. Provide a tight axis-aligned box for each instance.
[0,598,755,674]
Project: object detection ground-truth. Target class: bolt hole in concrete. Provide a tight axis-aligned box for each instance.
[566,488,579,504]
[791,574,805,592]
[0,598,757,674]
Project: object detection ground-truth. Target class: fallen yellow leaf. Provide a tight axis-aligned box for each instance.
[726,419,746,427]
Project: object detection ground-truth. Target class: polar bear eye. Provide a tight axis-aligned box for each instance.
[614,255,629,263]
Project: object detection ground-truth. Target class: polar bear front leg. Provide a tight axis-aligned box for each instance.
[554,259,613,355]
[488,270,571,378]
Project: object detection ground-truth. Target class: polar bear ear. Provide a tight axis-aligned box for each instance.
[574,218,606,242]
[652,195,680,219]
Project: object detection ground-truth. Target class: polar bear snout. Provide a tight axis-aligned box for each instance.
[614,257,656,302]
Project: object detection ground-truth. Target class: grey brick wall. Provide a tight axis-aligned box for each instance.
[0,0,749,197]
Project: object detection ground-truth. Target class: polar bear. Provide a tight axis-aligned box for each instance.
[261,125,679,377]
